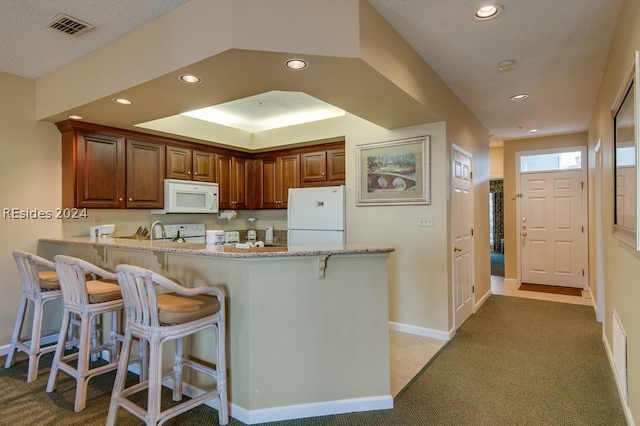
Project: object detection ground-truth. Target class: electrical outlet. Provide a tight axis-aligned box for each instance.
[418,216,434,227]
[94,215,102,224]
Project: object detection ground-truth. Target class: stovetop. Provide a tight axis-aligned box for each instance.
[153,223,205,241]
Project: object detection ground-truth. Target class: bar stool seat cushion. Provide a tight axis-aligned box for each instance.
[86,279,121,303]
[157,293,220,325]
[37,270,61,290]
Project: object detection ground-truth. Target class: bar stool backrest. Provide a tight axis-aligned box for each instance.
[12,251,54,295]
[116,265,162,328]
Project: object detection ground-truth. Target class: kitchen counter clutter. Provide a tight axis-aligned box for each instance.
[37,236,395,424]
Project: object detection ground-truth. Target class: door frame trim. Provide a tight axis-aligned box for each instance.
[594,139,604,322]
[515,145,589,289]
[451,144,475,330]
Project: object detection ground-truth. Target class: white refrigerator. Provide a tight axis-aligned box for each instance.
[287,185,346,246]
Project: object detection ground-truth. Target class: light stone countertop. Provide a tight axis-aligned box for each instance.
[39,237,395,258]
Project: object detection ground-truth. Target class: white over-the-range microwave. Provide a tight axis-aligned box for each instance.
[151,179,219,214]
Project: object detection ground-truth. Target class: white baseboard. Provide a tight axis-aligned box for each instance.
[388,321,452,341]
[475,289,492,311]
[0,334,60,357]
[504,278,519,286]
[178,380,392,425]
[602,330,635,426]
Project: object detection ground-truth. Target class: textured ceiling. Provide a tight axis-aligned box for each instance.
[0,0,624,143]
[0,0,189,79]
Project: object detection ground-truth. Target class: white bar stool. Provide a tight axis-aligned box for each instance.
[5,251,65,382]
[107,264,228,426]
[46,255,133,412]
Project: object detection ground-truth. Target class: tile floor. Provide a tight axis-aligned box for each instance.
[490,275,593,306]
[388,275,594,396]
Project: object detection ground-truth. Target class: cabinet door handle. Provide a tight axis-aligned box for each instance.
[129,198,133,201]
[187,171,191,175]
[118,197,123,201]
[194,172,198,175]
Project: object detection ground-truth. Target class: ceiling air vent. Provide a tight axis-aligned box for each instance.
[48,14,94,36]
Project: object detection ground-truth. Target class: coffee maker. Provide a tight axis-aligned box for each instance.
[247,217,257,243]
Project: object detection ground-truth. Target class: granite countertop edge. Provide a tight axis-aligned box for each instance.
[39,237,395,258]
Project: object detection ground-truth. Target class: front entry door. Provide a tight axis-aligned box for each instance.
[452,146,474,329]
[520,170,585,288]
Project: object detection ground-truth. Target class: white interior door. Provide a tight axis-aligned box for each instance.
[520,170,585,288]
[452,146,474,329]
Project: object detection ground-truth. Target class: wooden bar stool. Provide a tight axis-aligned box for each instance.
[5,251,66,382]
[46,255,130,412]
[107,265,228,426]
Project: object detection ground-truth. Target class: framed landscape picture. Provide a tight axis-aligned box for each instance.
[356,135,430,206]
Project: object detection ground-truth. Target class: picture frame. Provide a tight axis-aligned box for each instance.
[612,50,640,249]
[356,135,430,206]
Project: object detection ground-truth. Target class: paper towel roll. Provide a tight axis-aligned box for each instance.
[217,210,237,220]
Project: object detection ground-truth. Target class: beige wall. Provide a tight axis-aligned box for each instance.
[490,146,504,178]
[588,0,640,420]
[502,132,588,280]
[0,72,62,342]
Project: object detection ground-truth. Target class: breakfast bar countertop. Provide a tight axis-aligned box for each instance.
[39,236,395,258]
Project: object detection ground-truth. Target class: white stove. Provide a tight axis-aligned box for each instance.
[153,223,206,243]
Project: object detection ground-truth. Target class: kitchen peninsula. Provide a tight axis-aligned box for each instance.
[38,237,395,425]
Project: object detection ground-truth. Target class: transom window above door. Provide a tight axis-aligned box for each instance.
[520,151,582,172]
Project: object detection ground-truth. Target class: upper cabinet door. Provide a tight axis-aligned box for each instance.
[301,151,327,183]
[166,146,192,180]
[216,154,251,210]
[256,158,279,209]
[279,154,300,208]
[231,157,250,209]
[192,150,215,182]
[74,133,126,208]
[126,139,164,208]
[327,149,346,181]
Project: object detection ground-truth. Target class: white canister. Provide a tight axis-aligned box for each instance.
[206,230,225,245]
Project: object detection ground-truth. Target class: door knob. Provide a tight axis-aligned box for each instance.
[454,246,462,252]
[522,232,528,237]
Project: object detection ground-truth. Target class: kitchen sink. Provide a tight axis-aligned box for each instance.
[116,235,150,240]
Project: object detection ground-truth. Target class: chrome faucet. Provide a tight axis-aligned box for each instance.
[150,220,166,241]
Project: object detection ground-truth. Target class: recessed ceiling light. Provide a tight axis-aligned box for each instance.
[179,74,202,84]
[67,114,84,120]
[529,129,539,133]
[285,59,308,71]
[498,60,516,71]
[474,5,502,20]
[114,98,134,105]
[510,94,530,101]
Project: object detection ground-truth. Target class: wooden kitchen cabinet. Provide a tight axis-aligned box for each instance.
[64,132,126,208]
[216,154,251,209]
[126,139,164,208]
[301,148,345,187]
[60,127,164,209]
[166,146,215,182]
[255,154,300,208]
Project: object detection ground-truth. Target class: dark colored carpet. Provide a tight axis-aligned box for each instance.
[0,296,625,425]
[491,252,504,277]
[519,283,583,297]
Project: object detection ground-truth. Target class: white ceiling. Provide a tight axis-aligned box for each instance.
[0,0,623,143]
